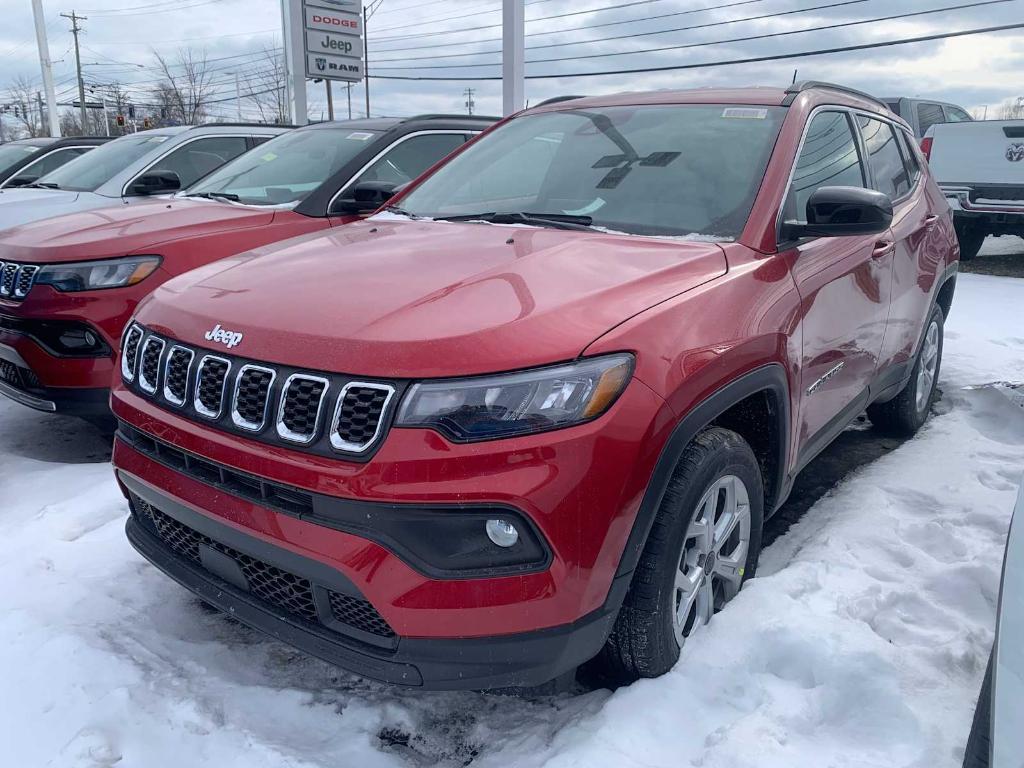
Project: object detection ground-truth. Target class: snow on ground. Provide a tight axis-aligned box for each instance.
[2,274,1023,768]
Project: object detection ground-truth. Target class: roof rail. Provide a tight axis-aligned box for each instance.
[403,113,500,122]
[189,122,297,129]
[783,81,889,111]
[534,95,586,108]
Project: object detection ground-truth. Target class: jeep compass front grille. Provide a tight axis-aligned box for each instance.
[122,326,399,459]
[132,494,396,642]
[0,261,40,301]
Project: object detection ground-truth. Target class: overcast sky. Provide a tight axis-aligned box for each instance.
[1,0,1022,130]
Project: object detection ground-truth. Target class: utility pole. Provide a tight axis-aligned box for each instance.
[235,73,243,121]
[363,6,370,118]
[464,87,475,115]
[61,11,88,133]
[347,83,352,120]
[33,0,61,137]
[502,0,524,115]
[36,92,46,135]
[326,80,334,121]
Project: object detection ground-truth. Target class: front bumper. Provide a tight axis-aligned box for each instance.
[0,340,109,415]
[122,465,625,690]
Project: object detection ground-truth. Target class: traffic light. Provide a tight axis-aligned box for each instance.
[116,114,125,127]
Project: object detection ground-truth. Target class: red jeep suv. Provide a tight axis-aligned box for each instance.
[112,83,959,689]
[0,115,492,422]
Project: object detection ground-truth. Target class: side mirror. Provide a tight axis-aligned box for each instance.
[330,180,398,214]
[129,170,182,196]
[7,175,39,188]
[781,186,893,241]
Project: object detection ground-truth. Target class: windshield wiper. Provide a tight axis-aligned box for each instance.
[383,205,419,219]
[188,191,240,202]
[27,182,60,189]
[435,211,595,231]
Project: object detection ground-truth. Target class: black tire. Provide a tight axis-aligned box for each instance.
[955,220,985,261]
[596,427,764,683]
[868,305,944,437]
[963,652,993,768]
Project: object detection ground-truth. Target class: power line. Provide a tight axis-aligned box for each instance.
[369,20,1024,81]
[372,0,1015,70]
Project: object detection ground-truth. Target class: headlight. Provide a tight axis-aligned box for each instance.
[35,256,161,292]
[396,353,634,442]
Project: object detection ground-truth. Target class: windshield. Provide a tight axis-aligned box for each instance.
[186,128,381,206]
[38,134,174,192]
[399,105,786,239]
[0,144,43,176]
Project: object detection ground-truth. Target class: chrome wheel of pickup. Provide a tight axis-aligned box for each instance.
[674,474,751,647]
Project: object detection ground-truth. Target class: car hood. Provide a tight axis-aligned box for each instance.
[0,198,278,263]
[136,219,728,378]
[0,189,114,231]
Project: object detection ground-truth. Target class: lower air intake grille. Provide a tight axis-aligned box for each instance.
[133,495,396,641]
[0,359,43,393]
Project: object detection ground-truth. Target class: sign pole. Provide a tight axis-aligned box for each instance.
[502,0,525,116]
[282,0,308,125]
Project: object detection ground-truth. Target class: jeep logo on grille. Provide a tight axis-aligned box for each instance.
[205,324,244,349]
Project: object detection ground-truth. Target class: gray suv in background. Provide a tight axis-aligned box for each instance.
[883,97,973,138]
[0,124,289,230]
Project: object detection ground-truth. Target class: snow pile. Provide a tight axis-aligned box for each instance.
[1,274,1022,768]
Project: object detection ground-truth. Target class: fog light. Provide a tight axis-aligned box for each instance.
[485,519,519,548]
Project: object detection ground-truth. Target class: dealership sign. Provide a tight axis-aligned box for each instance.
[297,0,364,83]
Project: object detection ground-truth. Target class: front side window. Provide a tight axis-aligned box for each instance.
[858,116,911,199]
[135,136,249,194]
[399,105,787,239]
[188,127,382,206]
[38,134,174,192]
[352,133,466,188]
[916,103,946,136]
[784,111,865,224]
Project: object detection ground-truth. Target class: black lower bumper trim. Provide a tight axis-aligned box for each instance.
[122,474,624,690]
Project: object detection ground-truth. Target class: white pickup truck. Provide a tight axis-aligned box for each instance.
[923,119,1024,260]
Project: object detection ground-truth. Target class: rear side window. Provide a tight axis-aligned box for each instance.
[916,103,946,136]
[895,130,922,186]
[785,111,865,224]
[857,116,910,199]
[138,136,249,193]
[945,106,972,122]
[352,133,465,187]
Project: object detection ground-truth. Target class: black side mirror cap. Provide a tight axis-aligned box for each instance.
[129,170,182,196]
[330,180,399,215]
[780,186,894,241]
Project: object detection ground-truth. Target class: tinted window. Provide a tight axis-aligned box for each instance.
[945,106,972,122]
[189,127,383,206]
[917,103,946,136]
[353,133,465,188]
[785,111,865,224]
[858,116,910,199]
[0,143,42,176]
[22,147,90,179]
[401,105,787,239]
[39,134,175,192]
[895,129,922,185]
[136,136,249,194]
[884,100,902,116]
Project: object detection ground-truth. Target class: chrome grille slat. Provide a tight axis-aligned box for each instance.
[13,265,39,299]
[138,336,166,394]
[277,374,330,444]
[121,325,144,382]
[231,364,276,432]
[330,382,396,453]
[194,355,231,419]
[163,346,195,407]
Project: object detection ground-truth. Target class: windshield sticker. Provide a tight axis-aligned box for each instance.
[347,131,374,141]
[146,136,171,143]
[722,107,768,119]
[261,152,278,162]
[564,198,606,216]
[25,147,41,153]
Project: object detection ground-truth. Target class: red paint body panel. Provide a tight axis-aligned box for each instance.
[0,199,348,392]
[107,87,960,665]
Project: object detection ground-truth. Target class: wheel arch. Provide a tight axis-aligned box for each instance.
[614,363,790,578]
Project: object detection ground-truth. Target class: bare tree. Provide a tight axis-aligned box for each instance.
[152,48,215,125]
[5,75,43,137]
[244,45,289,125]
[998,97,1024,120]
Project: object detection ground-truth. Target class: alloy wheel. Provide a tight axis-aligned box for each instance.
[916,320,940,413]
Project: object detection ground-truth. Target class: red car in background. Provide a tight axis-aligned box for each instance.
[0,114,493,423]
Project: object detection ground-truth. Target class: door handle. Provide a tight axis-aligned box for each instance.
[872,240,895,259]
